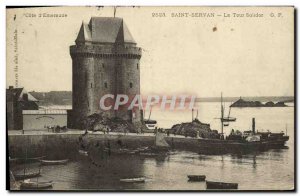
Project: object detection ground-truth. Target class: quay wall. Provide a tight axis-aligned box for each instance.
[8,133,227,159]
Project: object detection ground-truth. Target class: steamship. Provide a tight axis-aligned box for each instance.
[197,93,290,154]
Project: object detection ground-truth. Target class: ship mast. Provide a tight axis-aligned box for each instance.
[221,92,224,136]
[148,106,152,121]
[113,6,117,17]
[192,108,194,121]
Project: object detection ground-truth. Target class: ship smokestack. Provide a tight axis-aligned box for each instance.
[252,118,255,134]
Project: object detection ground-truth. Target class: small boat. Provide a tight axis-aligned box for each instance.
[20,179,53,190]
[221,117,236,122]
[136,146,150,152]
[40,159,69,165]
[221,101,236,122]
[153,132,170,151]
[110,148,137,155]
[78,150,88,156]
[138,133,170,156]
[187,175,206,182]
[9,156,46,164]
[139,152,159,157]
[217,94,236,123]
[14,169,41,180]
[206,181,238,189]
[120,177,146,183]
[144,107,157,129]
[144,119,157,125]
[146,124,155,128]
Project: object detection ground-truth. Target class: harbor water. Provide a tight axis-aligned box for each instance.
[12,102,294,190]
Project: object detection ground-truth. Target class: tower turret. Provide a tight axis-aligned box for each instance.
[67,17,142,129]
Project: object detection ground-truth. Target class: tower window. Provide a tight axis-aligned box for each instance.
[137,63,139,70]
[91,83,93,88]
[102,63,105,68]
[104,82,108,88]
[130,82,133,88]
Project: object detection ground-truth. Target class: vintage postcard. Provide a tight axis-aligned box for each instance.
[6,6,294,191]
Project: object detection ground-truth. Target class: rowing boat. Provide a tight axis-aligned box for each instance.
[187,175,206,182]
[206,181,238,189]
[14,169,41,180]
[20,179,53,190]
[9,156,46,164]
[120,177,145,183]
[40,159,69,165]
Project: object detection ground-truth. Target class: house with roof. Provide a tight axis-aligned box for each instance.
[6,86,39,130]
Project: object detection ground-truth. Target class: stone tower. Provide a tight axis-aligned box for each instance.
[67,17,143,129]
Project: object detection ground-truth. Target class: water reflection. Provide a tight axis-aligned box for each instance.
[9,147,294,190]
[154,155,168,167]
[253,155,257,169]
[74,154,147,190]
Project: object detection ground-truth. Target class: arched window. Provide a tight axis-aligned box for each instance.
[104,82,108,88]
[130,82,133,88]
[137,63,139,70]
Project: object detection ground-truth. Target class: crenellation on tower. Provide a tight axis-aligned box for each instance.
[70,45,142,59]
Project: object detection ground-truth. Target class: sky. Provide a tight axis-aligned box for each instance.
[6,6,294,97]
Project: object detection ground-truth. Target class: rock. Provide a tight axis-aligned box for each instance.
[274,101,287,107]
[231,98,287,107]
[265,101,275,107]
[170,118,220,139]
[85,113,145,133]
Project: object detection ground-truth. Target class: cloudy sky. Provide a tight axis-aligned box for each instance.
[6,6,294,97]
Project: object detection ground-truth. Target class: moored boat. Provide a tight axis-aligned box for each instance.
[136,132,170,155]
[206,181,238,189]
[226,118,289,150]
[144,106,157,129]
[144,119,157,125]
[120,177,146,183]
[222,117,236,122]
[139,152,159,157]
[187,175,206,182]
[20,179,53,190]
[152,132,170,152]
[40,159,69,165]
[14,169,41,180]
[109,148,137,155]
[9,156,46,164]
[146,124,155,128]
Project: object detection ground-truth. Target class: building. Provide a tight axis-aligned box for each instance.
[6,86,39,130]
[67,17,143,129]
[22,109,67,130]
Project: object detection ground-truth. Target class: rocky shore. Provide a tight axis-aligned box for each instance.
[230,98,288,107]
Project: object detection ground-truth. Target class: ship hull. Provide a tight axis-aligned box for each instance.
[189,138,287,155]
